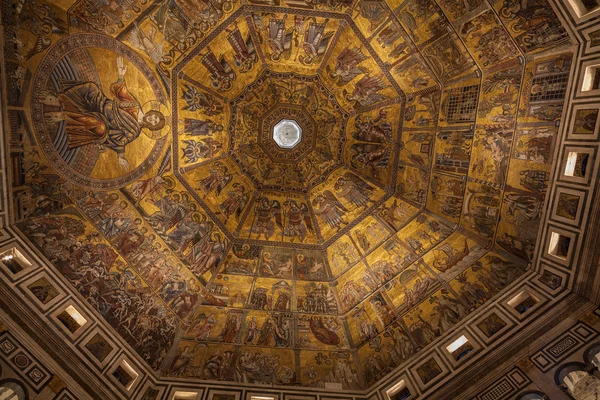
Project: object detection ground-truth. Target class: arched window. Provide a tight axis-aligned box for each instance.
[555,363,588,385]
[0,380,27,400]
[584,342,600,367]
[555,362,600,400]
[515,391,547,400]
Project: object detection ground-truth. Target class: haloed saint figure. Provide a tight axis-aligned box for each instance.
[32,34,169,188]
[39,57,165,171]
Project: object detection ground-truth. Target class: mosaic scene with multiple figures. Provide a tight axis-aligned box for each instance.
[1,0,600,398]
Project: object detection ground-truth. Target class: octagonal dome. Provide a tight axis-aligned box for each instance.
[9,0,575,396]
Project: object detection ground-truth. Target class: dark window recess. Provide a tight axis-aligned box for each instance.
[515,296,538,314]
[582,0,599,12]
[141,387,160,400]
[393,388,411,400]
[2,257,23,274]
[553,235,571,258]
[592,68,600,90]
[454,343,474,360]
[113,365,135,388]
[575,153,589,177]
[57,310,81,333]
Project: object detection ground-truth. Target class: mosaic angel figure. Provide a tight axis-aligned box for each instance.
[327,46,367,85]
[266,18,293,61]
[250,197,283,239]
[344,74,387,107]
[299,20,334,65]
[312,190,348,230]
[334,172,374,210]
[283,200,314,242]
[227,24,258,72]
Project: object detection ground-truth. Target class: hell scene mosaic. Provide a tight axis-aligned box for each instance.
[2,0,574,391]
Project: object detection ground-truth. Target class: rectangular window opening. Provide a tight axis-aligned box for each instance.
[0,249,30,274]
[582,0,600,11]
[582,65,600,91]
[173,392,199,400]
[548,232,571,259]
[508,290,539,314]
[112,359,138,391]
[570,0,600,16]
[57,305,87,333]
[250,397,275,400]
[564,152,589,177]
[446,335,474,360]
[386,380,411,400]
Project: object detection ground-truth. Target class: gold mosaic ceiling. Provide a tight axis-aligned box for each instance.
[5,0,573,391]
[173,10,404,246]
